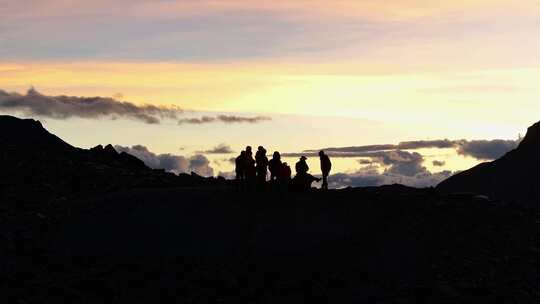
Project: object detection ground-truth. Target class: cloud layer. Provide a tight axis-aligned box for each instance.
[282,137,521,188]
[178,115,271,125]
[329,169,453,189]
[0,88,182,124]
[303,138,519,160]
[114,145,214,176]
[455,140,519,160]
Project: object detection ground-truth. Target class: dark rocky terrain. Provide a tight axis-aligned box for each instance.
[0,115,226,201]
[2,115,540,303]
[437,121,540,205]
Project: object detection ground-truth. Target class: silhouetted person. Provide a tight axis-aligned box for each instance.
[255,146,269,189]
[235,151,246,179]
[244,146,256,190]
[279,162,292,192]
[280,162,292,181]
[295,156,309,175]
[235,150,246,190]
[293,156,320,191]
[268,151,282,181]
[319,150,332,190]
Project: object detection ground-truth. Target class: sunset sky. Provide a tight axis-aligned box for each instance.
[1,0,539,187]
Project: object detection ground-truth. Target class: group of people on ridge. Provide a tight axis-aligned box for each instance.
[234,146,332,191]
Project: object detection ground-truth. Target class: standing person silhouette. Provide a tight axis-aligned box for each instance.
[255,146,269,189]
[244,146,256,190]
[235,150,246,190]
[319,150,332,190]
[268,151,282,182]
[279,162,292,192]
[280,162,292,181]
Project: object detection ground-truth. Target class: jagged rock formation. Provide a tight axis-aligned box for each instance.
[0,115,224,204]
[437,121,540,205]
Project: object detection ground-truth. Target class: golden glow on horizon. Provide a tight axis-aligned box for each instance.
[1,61,539,130]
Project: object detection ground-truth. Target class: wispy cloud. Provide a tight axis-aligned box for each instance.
[0,88,182,124]
[305,140,455,154]
[178,115,271,125]
[199,143,234,154]
[3,0,538,65]
[432,160,446,167]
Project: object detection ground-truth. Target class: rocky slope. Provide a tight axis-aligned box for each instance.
[0,115,225,204]
[437,121,540,205]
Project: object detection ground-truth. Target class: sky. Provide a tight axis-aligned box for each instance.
[1,0,539,187]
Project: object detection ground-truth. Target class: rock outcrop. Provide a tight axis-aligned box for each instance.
[437,121,540,204]
[0,115,224,204]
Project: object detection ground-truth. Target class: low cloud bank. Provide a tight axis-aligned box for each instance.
[328,169,453,189]
[285,149,454,188]
[281,137,519,188]
[323,149,453,188]
[114,145,214,176]
[0,88,182,124]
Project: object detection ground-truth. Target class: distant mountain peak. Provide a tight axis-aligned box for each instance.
[0,114,42,127]
[0,115,73,150]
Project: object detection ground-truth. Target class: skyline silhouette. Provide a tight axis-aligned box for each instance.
[2,2,540,302]
[1,1,539,189]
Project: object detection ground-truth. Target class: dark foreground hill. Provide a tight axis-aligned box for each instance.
[4,187,540,303]
[437,121,540,205]
[2,115,540,303]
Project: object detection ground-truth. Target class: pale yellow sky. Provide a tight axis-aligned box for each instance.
[1,61,538,136]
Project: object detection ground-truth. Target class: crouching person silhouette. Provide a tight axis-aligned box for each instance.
[292,156,320,191]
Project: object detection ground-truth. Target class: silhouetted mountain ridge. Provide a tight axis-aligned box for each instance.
[437,120,540,204]
[0,115,224,203]
[0,115,73,151]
